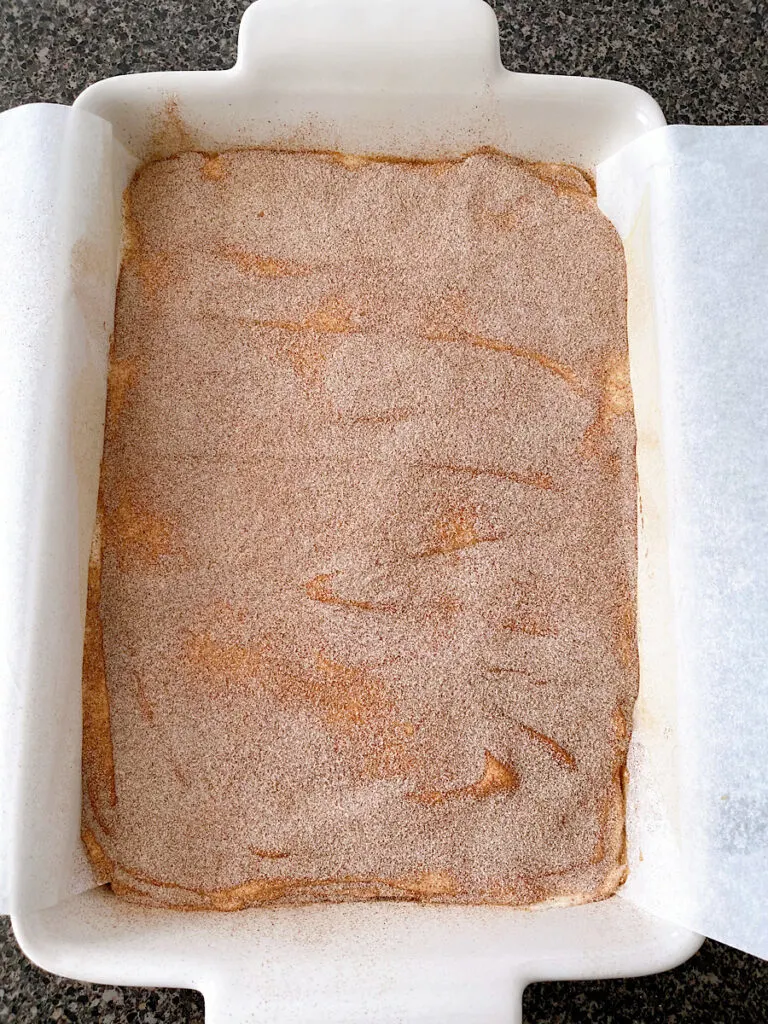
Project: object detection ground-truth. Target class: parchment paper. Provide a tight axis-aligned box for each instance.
[600,126,768,961]
[0,104,134,914]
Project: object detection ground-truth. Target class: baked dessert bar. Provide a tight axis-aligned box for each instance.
[82,148,637,909]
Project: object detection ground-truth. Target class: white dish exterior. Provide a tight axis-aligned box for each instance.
[10,1,702,1021]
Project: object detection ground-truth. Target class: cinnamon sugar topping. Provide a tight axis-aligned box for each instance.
[82,147,637,909]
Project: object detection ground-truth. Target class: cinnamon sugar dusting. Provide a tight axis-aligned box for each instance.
[82,147,637,909]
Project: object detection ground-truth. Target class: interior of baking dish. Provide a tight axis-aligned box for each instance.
[9,1,701,1021]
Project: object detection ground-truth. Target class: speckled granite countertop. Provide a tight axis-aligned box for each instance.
[1,1,766,1022]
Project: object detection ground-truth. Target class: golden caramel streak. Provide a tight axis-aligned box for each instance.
[420,460,555,491]
[304,572,399,612]
[410,751,519,805]
[81,512,117,830]
[345,408,414,426]
[423,329,585,396]
[518,725,577,771]
[503,617,559,638]
[216,243,310,278]
[238,296,356,335]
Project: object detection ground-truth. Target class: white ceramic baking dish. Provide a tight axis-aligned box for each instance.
[8,0,703,1020]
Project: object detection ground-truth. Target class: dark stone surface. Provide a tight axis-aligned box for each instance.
[0,0,765,121]
[0,1,766,1021]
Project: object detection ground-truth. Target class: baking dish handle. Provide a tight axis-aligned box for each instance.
[202,969,524,1024]
[234,0,505,90]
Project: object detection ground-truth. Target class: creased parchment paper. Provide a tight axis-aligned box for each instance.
[600,126,768,961]
[0,104,134,914]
